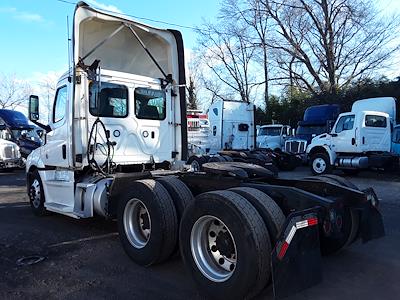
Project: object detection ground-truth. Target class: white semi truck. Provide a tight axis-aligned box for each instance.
[26,3,384,299]
[307,97,399,175]
[257,124,293,150]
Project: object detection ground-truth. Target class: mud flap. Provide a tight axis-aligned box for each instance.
[272,208,322,299]
[359,188,385,243]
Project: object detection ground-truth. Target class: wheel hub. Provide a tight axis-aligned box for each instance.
[215,231,235,258]
[190,215,237,282]
[29,179,41,209]
[123,199,151,249]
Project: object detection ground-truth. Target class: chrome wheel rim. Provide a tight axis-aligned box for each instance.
[29,179,41,209]
[313,157,326,174]
[123,199,151,249]
[190,215,237,282]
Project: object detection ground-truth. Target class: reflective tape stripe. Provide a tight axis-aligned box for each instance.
[286,225,297,244]
[278,217,319,260]
[296,220,308,229]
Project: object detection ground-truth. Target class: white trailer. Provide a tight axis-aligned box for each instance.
[25,3,384,299]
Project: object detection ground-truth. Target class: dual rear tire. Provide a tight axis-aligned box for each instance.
[118,178,285,299]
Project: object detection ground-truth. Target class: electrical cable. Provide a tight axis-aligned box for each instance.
[54,0,198,30]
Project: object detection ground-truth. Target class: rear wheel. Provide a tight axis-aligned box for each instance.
[228,187,285,245]
[118,179,178,266]
[187,155,207,171]
[180,190,271,300]
[311,176,360,254]
[310,153,332,175]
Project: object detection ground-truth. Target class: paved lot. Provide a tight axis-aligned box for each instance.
[0,168,399,299]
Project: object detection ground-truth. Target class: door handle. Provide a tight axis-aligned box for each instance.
[351,138,356,145]
[362,137,365,144]
[62,145,66,159]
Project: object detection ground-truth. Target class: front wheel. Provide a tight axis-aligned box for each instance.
[28,170,48,216]
[310,153,332,175]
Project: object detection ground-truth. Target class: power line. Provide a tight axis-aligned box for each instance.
[54,0,198,30]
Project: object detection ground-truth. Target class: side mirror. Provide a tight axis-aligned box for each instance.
[282,134,287,138]
[29,95,40,121]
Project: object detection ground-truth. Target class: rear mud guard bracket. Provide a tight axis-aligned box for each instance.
[272,208,322,299]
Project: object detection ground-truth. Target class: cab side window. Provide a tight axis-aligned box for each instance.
[335,115,355,133]
[53,86,67,123]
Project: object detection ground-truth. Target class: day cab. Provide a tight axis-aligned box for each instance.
[306,97,398,174]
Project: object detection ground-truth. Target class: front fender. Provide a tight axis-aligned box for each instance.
[307,145,336,165]
[26,148,45,172]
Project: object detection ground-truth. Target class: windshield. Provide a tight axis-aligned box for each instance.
[11,129,41,142]
[258,127,281,136]
[296,125,326,136]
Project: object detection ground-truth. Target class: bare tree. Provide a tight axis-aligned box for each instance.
[220,0,271,109]
[195,21,262,103]
[0,73,32,110]
[38,74,58,122]
[261,0,400,94]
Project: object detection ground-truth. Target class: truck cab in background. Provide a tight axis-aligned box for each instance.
[307,97,398,174]
[285,104,340,159]
[187,110,210,156]
[257,124,292,151]
[208,100,255,153]
[0,109,42,158]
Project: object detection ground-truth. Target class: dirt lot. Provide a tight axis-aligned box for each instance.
[0,168,399,300]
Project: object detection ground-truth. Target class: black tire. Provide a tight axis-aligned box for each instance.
[221,155,233,162]
[310,152,332,175]
[156,176,194,222]
[117,179,178,266]
[208,156,225,162]
[28,169,48,216]
[187,155,207,171]
[319,174,359,190]
[180,190,271,300]
[229,187,285,245]
[311,176,360,254]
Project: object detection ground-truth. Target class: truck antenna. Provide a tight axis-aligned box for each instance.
[67,15,72,81]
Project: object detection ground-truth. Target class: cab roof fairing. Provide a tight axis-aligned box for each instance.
[72,3,181,84]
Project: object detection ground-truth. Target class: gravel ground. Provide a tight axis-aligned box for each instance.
[0,168,399,299]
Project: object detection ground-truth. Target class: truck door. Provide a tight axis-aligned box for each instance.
[360,114,391,152]
[42,81,72,167]
[331,113,358,153]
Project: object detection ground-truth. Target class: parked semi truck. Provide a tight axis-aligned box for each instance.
[0,109,42,158]
[285,104,340,158]
[257,124,292,150]
[307,97,399,174]
[0,137,22,170]
[26,3,384,299]
[187,110,211,155]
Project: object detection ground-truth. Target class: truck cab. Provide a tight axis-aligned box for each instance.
[208,100,255,153]
[26,2,186,217]
[285,104,340,157]
[257,124,291,151]
[307,97,396,174]
[0,109,42,158]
